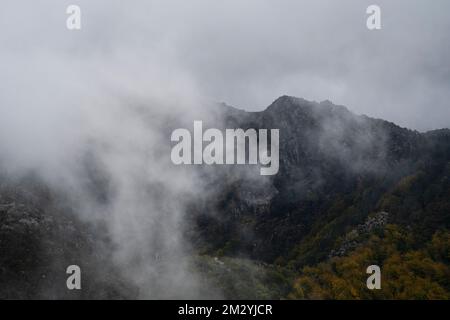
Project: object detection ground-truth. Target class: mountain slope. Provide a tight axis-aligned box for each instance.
[1,96,449,299]
[189,96,450,298]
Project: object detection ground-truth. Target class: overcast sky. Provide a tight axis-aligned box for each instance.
[1,0,449,131]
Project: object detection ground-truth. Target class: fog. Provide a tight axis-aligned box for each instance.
[1,1,449,130]
[0,0,449,298]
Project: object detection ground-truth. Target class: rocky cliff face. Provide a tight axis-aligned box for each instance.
[0,174,134,299]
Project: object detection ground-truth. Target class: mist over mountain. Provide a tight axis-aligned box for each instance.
[190,97,449,259]
[1,96,449,299]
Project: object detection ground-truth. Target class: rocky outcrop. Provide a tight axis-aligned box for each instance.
[329,212,389,258]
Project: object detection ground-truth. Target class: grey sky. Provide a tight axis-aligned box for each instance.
[1,0,449,131]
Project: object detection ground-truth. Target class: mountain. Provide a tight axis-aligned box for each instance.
[190,96,449,256]
[1,96,449,299]
[188,96,450,298]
